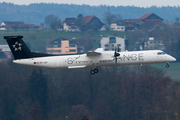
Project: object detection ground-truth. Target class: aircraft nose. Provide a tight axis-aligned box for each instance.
[170,56,176,62]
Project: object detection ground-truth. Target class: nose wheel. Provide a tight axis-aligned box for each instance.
[166,63,169,68]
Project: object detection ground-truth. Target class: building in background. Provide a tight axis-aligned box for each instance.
[63,17,79,32]
[145,37,165,50]
[0,45,11,58]
[125,13,164,31]
[100,36,126,51]
[110,20,125,31]
[82,15,104,31]
[0,21,35,30]
[46,37,78,54]
[0,21,25,30]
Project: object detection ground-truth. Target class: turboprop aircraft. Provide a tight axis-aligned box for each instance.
[4,36,176,75]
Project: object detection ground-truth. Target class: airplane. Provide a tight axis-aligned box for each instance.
[4,35,176,75]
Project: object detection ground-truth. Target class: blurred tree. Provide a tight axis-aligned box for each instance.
[76,13,84,29]
[28,69,48,118]
[83,32,93,52]
[29,103,45,120]
[116,14,123,20]
[81,115,89,120]
[175,17,180,24]
[44,14,61,31]
[12,25,18,32]
[92,99,113,120]
[0,58,179,120]
[24,24,30,32]
[69,105,91,120]
[103,6,116,30]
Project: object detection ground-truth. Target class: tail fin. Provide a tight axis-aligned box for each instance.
[4,36,33,60]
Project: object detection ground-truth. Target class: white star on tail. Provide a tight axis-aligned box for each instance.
[13,41,22,51]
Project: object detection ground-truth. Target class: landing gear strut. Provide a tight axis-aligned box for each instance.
[166,62,169,68]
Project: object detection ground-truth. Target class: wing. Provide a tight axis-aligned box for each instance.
[87,48,104,56]
[87,51,101,56]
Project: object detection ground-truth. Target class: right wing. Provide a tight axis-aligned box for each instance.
[86,48,104,56]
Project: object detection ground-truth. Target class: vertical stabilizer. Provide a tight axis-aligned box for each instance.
[4,36,33,60]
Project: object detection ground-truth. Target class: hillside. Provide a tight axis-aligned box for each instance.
[0,2,180,25]
[0,29,127,52]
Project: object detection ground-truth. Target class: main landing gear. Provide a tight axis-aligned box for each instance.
[90,68,99,75]
[90,63,98,75]
[166,62,169,68]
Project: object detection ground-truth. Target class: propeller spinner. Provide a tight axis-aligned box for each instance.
[114,47,120,64]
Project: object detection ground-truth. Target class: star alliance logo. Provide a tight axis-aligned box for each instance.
[13,41,22,51]
[67,57,74,64]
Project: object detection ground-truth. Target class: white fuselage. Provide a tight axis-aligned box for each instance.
[13,50,176,69]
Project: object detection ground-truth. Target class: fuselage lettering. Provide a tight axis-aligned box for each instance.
[138,53,144,60]
[118,53,143,61]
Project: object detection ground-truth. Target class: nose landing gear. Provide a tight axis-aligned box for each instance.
[166,62,169,68]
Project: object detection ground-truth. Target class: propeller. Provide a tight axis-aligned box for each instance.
[114,46,120,64]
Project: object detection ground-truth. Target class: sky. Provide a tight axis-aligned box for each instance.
[0,0,180,7]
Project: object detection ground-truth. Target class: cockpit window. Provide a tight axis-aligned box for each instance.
[157,52,166,55]
[162,52,166,54]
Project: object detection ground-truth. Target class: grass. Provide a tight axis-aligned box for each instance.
[152,62,180,80]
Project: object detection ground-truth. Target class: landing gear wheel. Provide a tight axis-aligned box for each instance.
[94,68,99,73]
[166,63,169,68]
[90,70,95,75]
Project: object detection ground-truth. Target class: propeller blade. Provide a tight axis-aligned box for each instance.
[114,47,120,64]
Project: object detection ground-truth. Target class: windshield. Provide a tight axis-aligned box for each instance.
[157,52,166,55]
